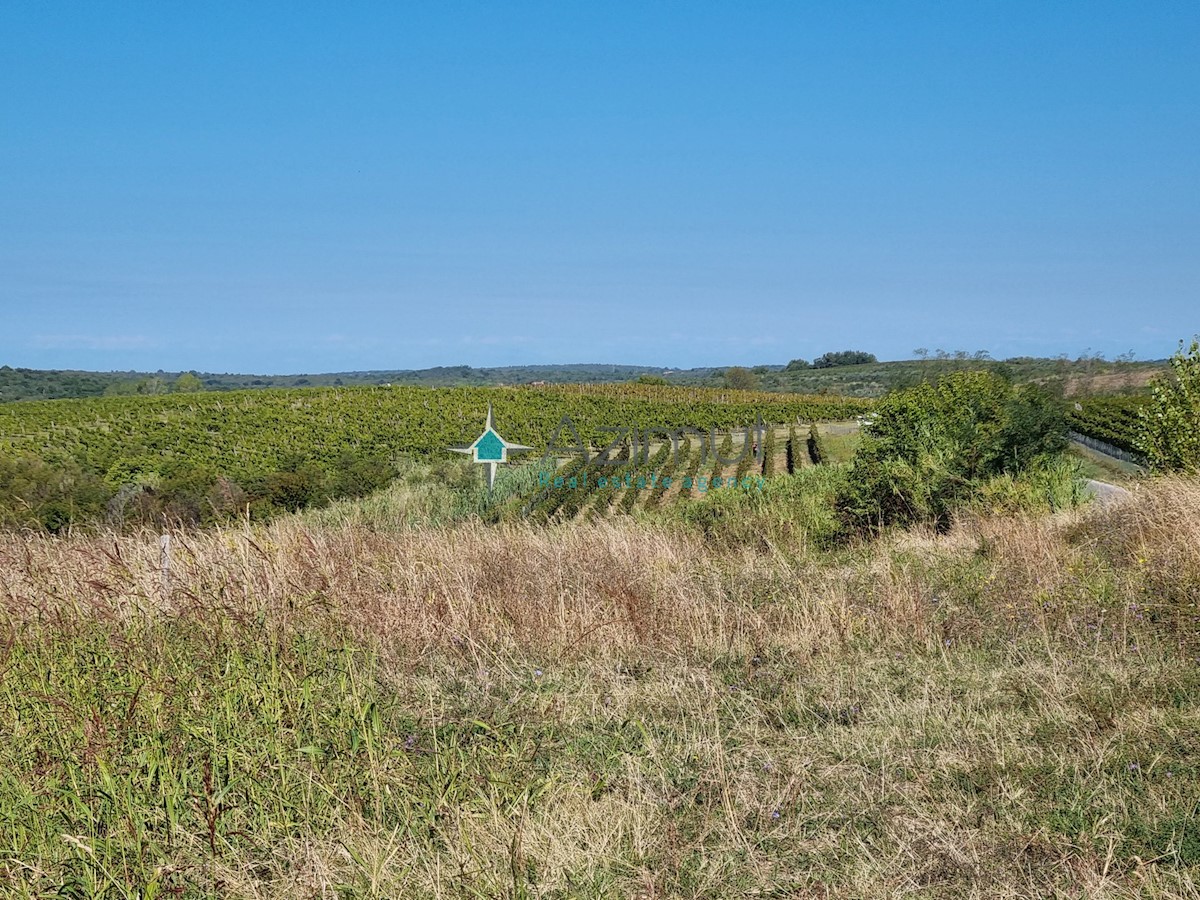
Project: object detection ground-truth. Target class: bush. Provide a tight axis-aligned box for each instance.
[836,371,1069,534]
[330,452,396,499]
[1,447,406,533]
[261,466,330,513]
[0,454,111,533]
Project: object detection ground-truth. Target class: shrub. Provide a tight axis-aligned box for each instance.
[836,371,1069,533]
[330,452,397,499]
[1138,338,1200,472]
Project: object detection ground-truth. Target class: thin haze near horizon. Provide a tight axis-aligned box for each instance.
[1,3,1197,375]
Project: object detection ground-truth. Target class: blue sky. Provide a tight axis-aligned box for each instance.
[1,2,1196,373]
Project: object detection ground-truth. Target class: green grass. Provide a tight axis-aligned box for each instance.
[813,422,864,465]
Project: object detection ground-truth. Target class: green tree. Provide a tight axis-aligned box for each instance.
[1138,339,1200,472]
[172,372,204,393]
[724,367,760,391]
[811,350,878,369]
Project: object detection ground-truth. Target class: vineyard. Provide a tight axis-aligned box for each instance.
[1067,395,1148,455]
[0,383,870,477]
[0,384,869,529]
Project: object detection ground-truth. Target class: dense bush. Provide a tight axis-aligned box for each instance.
[1138,339,1200,472]
[0,453,110,533]
[836,371,1069,533]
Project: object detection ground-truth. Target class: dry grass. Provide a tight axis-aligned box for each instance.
[1,479,1198,897]
[1061,370,1163,398]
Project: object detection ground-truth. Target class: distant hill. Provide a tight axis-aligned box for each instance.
[0,363,724,402]
[0,357,1166,404]
[742,357,1166,398]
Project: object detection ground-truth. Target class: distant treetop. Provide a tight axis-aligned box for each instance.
[811,350,878,369]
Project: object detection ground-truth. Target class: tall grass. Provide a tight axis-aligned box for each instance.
[298,456,543,529]
[1,480,1198,897]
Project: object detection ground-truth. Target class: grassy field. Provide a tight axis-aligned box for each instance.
[1,478,1198,898]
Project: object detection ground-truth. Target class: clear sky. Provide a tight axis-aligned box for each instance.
[2,2,1197,373]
